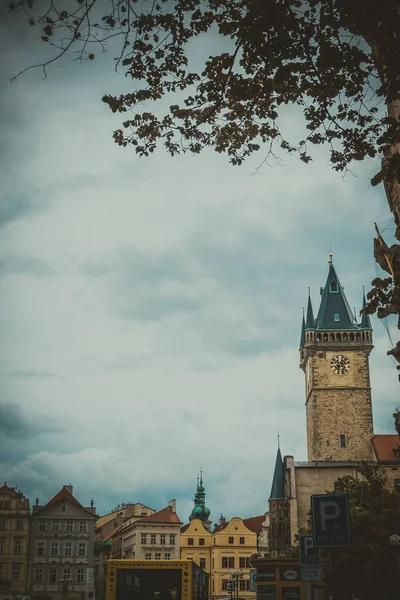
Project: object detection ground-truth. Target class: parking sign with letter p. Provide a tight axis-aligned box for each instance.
[311,493,351,547]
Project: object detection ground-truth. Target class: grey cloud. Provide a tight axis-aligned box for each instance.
[0,194,38,228]
[0,402,62,440]
[0,254,55,276]
[177,410,207,425]
[7,369,63,379]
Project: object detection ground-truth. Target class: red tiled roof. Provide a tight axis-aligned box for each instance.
[136,506,182,525]
[181,523,190,533]
[243,515,266,535]
[46,487,84,509]
[103,525,123,541]
[372,434,400,462]
[213,522,228,533]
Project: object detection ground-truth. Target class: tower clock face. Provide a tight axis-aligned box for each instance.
[330,354,351,375]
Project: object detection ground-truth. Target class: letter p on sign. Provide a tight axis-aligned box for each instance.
[311,493,351,548]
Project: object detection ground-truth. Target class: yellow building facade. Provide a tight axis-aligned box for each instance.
[181,517,257,600]
[0,484,30,597]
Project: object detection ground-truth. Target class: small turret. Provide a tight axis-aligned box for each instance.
[299,308,305,350]
[360,285,372,330]
[269,445,284,501]
[305,289,315,330]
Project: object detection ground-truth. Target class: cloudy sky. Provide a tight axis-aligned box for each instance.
[0,8,398,523]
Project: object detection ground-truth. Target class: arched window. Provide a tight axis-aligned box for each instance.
[330,281,338,292]
[330,333,335,341]
[334,313,340,322]
[356,332,361,341]
[316,333,322,342]
[337,333,342,341]
[350,333,354,341]
[323,333,328,342]
[343,333,348,341]
[362,332,365,341]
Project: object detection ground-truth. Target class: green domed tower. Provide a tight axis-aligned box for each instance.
[189,470,212,530]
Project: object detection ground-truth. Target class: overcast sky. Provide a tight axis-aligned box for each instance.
[0,9,398,523]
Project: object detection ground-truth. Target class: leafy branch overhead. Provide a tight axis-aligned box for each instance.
[8,0,400,175]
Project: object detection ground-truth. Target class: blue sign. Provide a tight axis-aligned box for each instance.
[299,534,320,566]
[311,493,351,547]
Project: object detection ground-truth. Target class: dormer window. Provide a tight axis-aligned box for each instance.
[334,313,340,322]
[330,281,338,292]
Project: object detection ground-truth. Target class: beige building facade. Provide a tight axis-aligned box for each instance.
[181,517,258,600]
[0,484,30,597]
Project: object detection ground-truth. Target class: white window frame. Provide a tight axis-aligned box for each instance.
[14,539,22,554]
[35,568,43,584]
[145,553,152,560]
[66,520,74,532]
[76,569,85,584]
[78,542,86,557]
[52,521,61,532]
[38,520,47,532]
[154,553,161,560]
[150,534,157,545]
[169,535,175,545]
[63,568,71,580]
[15,521,23,531]
[51,542,59,556]
[164,553,171,560]
[141,534,147,544]
[37,541,45,556]
[64,542,73,557]
[160,534,166,544]
[48,568,57,584]
[12,564,21,580]
[79,521,87,533]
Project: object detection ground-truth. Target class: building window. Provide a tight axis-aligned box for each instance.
[14,539,22,554]
[0,563,3,578]
[35,568,43,584]
[0,539,6,554]
[145,553,152,560]
[66,521,74,532]
[65,542,73,557]
[339,434,346,448]
[222,557,234,568]
[199,558,206,569]
[52,520,61,532]
[164,553,171,560]
[141,534,147,544]
[0,520,6,530]
[239,537,245,544]
[78,542,86,557]
[330,281,338,292]
[151,534,157,545]
[63,568,71,580]
[228,536,234,544]
[160,534,166,544]
[12,564,21,580]
[0,502,10,510]
[188,538,194,546]
[169,535,175,545]
[79,521,88,533]
[239,580,250,591]
[199,538,205,546]
[76,569,85,584]
[48,568,57,584]
[222,581,229,591]
[239,557,250,568]
[155,553,161,560]
[394,479,400,492]
[15,520,23,531]
[51,542,59,556]
[38,520,47,531]
[334,313,340,322]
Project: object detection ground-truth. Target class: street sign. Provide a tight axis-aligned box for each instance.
[301,567,323,582]
[299,534,320,567]
[311,493,351,547]
[250,569,257,592]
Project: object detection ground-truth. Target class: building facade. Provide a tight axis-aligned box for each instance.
[111,501,182,561]
[0,484,30,597]
[28,484,97,600]
[181,517,257,600]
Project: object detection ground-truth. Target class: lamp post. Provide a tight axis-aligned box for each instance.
[229,570,244,600]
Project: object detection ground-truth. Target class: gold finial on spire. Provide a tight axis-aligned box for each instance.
[328,252,333,265]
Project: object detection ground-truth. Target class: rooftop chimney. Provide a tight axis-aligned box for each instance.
[63,484,73,495]
[169,499,176,513]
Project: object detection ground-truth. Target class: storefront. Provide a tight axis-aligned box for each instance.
[252,559,325,600]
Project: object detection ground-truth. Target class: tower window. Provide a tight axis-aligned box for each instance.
[339,434,346,448]
[330,281,338,292]
[334,313,340,322]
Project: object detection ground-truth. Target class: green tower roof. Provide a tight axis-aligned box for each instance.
[299,310,305,350]
[189,470,211,523]
[360,286,372,329]
[305,291,315,329]
[269,446,284,501]
[315,262,359,330]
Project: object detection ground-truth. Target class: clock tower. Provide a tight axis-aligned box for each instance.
[299,257,374,462]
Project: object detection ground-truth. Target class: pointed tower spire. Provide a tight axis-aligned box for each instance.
[360,285,372,329]
[305,288,315,329]
[299,308,305,349]
[315,261,358,330]
[189,469,211,526]
[269,445,284,501]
